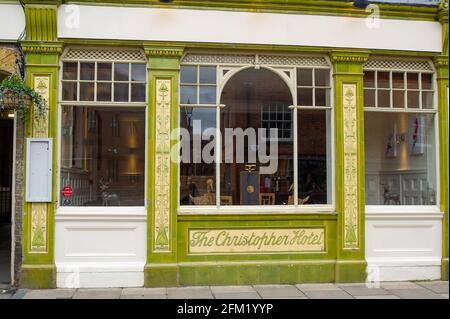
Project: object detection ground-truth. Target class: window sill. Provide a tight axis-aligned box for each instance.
[178,205,335,215]
[55,206,147,221]
[365,205,443,220]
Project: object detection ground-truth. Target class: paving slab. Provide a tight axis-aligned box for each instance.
[10,289,27,299]
[73,288,122,299]
[388,288,444,299]
[0,293,12,299]
[22,289,76,299]
[354,295,400,299]
[121,288,167,299]
[337,284,391,296]
[213,292,261,299]
[415,281,449,294]
[381,282,422,290]
[167,287,213,299]
[296,283,341,292]
[304,290,353,299]
[253,285,305,298]
[211,285,255,294]
[440,293,449,299]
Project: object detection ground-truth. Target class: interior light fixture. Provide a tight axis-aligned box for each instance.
[353,0,369,9]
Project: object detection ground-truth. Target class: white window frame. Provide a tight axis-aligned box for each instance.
[363,59,440,213]
[57,47,148,211]
[177,52,335,215]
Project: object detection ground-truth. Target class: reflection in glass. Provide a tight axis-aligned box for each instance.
[62,82,77,101]
[131,83,146,102]
[364,71,375,88]
[220,68,293,206]
[97,83,112,101]
[80,63,95,80]
[114,83,129,102]
[377,72,390,88]
[298,88,313,106]
[364,112,436,205]
[114,63,129,81]
[422,91,434,109]
[378,90,390,108]
[180,85,197,104]
[407,91,420,108]
[407,73,419,89]
[315,88,330,107]
[131,64,146,81]
[297,68,313,86]
[393,90,405,108]
[199,86,216,104]
[80,82,94,101]
[200,66,216,84]
[60,106,146,206]
[392,72,404,89]
[364,89,375,107]
[63,62,78,80]
[421,73,433,90]
[179,108,216,206]
[297,109,331,204]
[97,63,112,81]
[180,66,197,84]
[315,69,330,87]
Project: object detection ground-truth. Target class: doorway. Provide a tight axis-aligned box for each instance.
[0,113,14,286]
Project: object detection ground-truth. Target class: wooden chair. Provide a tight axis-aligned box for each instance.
[259,193,275,205]
[220,196,233,205]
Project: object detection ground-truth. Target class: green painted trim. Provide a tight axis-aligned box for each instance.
[144,264,179,287]
[178,213,337,222]
[20,264,56,289]
[442,258,449,281]
[18,0,440,21]
[58,38,443,58]
[335,260,367,283]
[25,4,58,42]
[145,260,337,287]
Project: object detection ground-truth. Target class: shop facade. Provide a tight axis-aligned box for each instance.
[0,0,448,288]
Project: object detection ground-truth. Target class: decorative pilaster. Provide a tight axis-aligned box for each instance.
[144,45,184,287]
[435,2,449,278]
[20,3,62,288]
[330,51,369,283]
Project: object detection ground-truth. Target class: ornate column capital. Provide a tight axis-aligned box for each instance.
[439,0,449,25]
[329,51,370,64]
[21,41,63,55]
[144,46,184,58]
[434,55,449,69]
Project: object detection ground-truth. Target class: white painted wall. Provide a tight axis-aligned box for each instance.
[366,207,443,281]
[0,4,25,41]
[57,5,442,52]
[55,208,147,288]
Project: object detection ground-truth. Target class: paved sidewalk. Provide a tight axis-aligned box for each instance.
[1,281,448,299]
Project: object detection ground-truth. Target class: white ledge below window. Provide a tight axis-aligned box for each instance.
[178,205,336,215]
[365,205,443,220]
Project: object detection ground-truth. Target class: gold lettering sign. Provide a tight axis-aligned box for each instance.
[189,228,325,254]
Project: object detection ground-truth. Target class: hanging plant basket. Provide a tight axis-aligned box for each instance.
[0,74,47,118]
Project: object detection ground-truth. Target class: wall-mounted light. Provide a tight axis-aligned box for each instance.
[353,0,369,9]
[8,112,15,118]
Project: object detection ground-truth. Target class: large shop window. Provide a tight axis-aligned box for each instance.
[60,59,146,207]
[179,65,332,207]
[363,67,438,206]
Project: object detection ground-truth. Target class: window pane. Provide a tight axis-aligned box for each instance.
[180,107,216,206]
[131,83,146,102]
[422,91,434,109]
[297,109,331,204]
[407,73,419,89]
[60,106,146,206]
[392,72,404,89]
[422,73,433,90]
[199,86,216,104]
[97,63,112,81]
[297,68,313,86]
[220,68,294,206]
[407,90,420,108]
[180,85,197,104]
[62,82,77,101]
[315,88,330,107]
[114,63,129,81]
[377,90,390,108]
[200,66,216,84]
[80,82,94,101]
[80,63,95,80]
[114,83,129,102]
[363,71,375,88]
[97,83,111,102]
[364,112,437,205]
[393,90,405,108]
[377,72,390,89]
[298,88,313,106]
[364,89,375,107]
[63,62,78,80]
[180,66,197,84]
[131,64,146,81]
[315,69,330,87]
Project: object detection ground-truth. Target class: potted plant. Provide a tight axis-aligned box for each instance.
[0,74,47,118]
